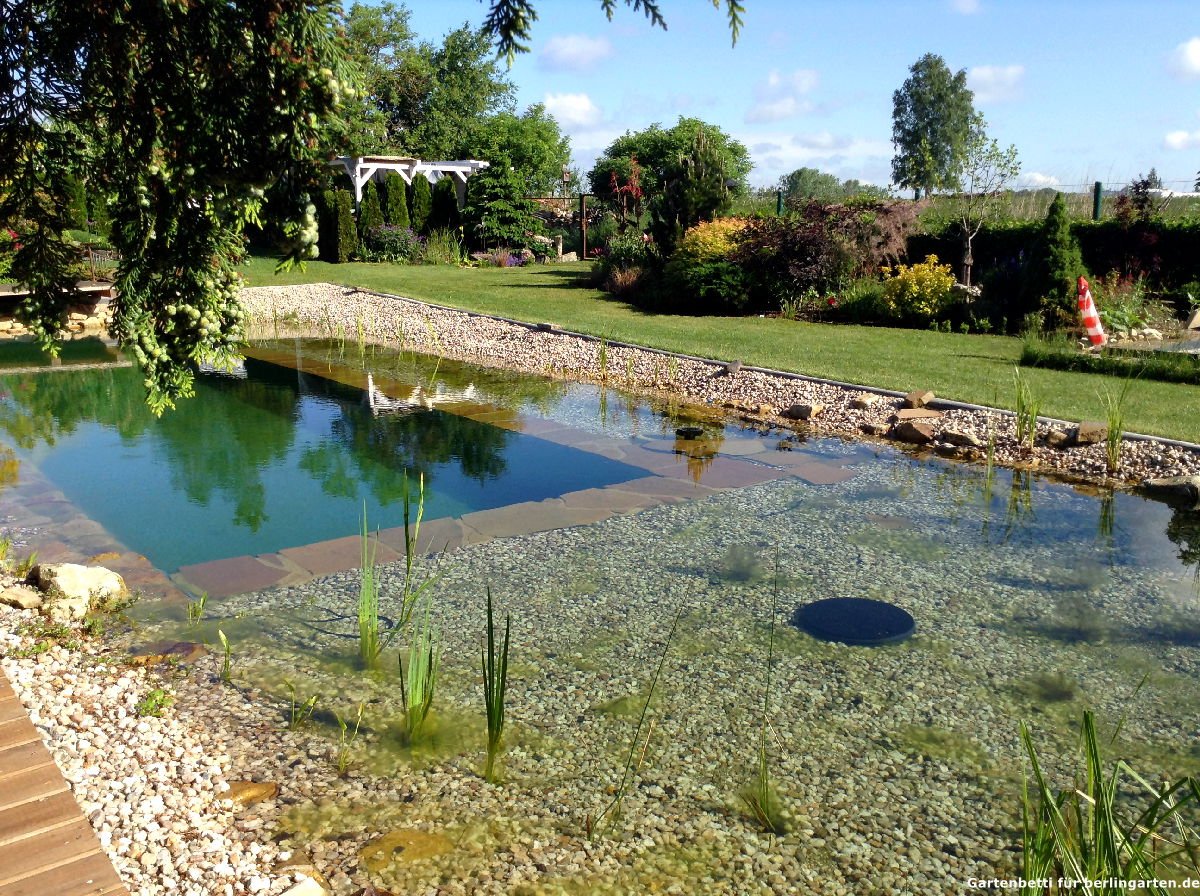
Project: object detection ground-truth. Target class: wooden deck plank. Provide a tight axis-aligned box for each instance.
[2,851,124,896]
[0,668,128,895]
[0,791,83,847]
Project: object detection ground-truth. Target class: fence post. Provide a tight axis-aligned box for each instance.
[776,189,784,216]
[1092,181,1102,221]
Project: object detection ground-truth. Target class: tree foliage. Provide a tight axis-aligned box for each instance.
[1031,193,1086,326]
[409,175,433,234]
[589,118,750,254]
[358,180,385,238]
[473,104,571,195]
[383,172,410,229]
[948,117,1020,285]
[429,177,461,233]
[891,53,976,199]
[0,0,350,411]
[779,168,890,205]
[462,165,543,250]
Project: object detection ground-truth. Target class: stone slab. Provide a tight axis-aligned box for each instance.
[175,554,297,599]
[459,499,613,539]
[375,516,483,557]
[654,456,789,490]
[278,535,402,579]
[606,475,720,502]
[558,486,667,515]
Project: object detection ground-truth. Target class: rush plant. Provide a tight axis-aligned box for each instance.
[481,587,511,783]
[740,562,787,834]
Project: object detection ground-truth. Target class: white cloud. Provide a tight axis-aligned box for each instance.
[1017,172,1061,189]
[950,0,981,14]
[544,92,603,128]
[538,34,613,72]
[745,69,819,124]
[1168,38,1200,79]
[968,64,1024,103]
[1165,129,1200,150]
[740,129,893,186]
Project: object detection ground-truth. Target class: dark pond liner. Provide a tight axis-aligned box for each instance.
[792,597,915,647]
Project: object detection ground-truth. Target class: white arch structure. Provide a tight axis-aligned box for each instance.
[328,155,490,208]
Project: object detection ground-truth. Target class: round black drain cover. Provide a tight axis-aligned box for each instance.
[792,597,915,646]
[675,425,705,439]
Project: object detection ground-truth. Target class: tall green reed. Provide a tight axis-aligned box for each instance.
[481,587,511,783]
[1021,711,1200,894]
[399,589,440,742]
[587,607,683,840]
[333,703,365,777]
[1013,367,1042,450]
[1099,378,1135,476]
[357,501,384,668]
[741,565,787,834]
[217,629,232,683]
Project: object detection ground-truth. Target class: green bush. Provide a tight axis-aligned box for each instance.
[383,172,409,229]
[410,176,432,234]
[358,181,385,238]
[89,192,112,240]
[64,174,89,230]
[462,166,544,251]
[880,255,956,323]
[0,228,16,280]
[593,230,659,297]
[661,218,750,313]
[429,177,460,233]
[318,189,358,263]
[1031,193,1087,328]
[422,228,462,265]
[362,225,423,263]
[731,214,857,313]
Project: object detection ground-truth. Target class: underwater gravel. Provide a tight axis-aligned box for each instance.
[56,456,1200,895]
[242,282,1200,488]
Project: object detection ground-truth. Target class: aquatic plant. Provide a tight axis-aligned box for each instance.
[333,703,365,777]
[740,562,787,834]
[217,629,232,683]
[12,549,37,579]
[186,591,207,626]
[1021,711,1200,893]
[1099,378,1135,475]
[597,336,609,383]
[0,535,12,566]
[399,589,440,742]
[587,607,683,840]
[623,354,635,383]
[135,687,174,718]
[357,502,384,668]
[481,586,511,783]
[719,543,765,583]
[285,680,318,730]
[667,354,679,384]
[1013,367,1041,450]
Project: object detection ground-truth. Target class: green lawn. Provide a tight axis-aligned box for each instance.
[241,256,1200,444]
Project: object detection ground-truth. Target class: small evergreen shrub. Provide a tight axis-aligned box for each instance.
[410,175,433,234]
[362,225,424,263]
[1031,193,1086,329]
[0,228,17,280]
[661,218,750,313]
[429,177,460,232]
[319,189,358,263]
[64,174,89,230]
[383,172,410,229]
[881,254,956,323]
[357,181,385,238]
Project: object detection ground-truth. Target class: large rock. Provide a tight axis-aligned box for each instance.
[850,392,881,410]
[224,780,280,806]
[784,403,823,421]
[1046,428,1072,450]
[894,407,943,421]
[902,390,936,409]
[34,563,127,623]
[940,428,983,449]
[1070,421,1109,447]
[891,421,935,444]
[1186,307,1200,330]
[1140,475,1200,509]
[0,584,43,610]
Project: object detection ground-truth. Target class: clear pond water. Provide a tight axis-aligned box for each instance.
[1,336,1199,894]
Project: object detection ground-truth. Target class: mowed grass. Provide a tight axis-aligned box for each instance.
[242,256,1200,444]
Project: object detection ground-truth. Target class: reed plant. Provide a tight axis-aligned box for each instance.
[285,680,318,729]
[587,608,683,840]
[398,590,440,742]
[333,703,365,777]
[186,591,207,626]
[741,564,787,834]
[597,336,609,383]
[1013,367,1042,450]
[217,629,232,683]
[481,587,511,783]
[1099,378,1135,475]
[357,502,384,668]
[1020,711,1200,893]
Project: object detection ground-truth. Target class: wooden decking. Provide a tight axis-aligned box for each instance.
[0,667,128,896]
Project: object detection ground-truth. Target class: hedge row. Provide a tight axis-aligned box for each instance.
[910,219,1200,292]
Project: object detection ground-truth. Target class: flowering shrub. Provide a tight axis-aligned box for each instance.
[661,218,751,313]
[881,254,956,322]
[0,228,17,280]
[362,225,423,264]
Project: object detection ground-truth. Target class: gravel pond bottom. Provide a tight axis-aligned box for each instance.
[115,440,1200,895]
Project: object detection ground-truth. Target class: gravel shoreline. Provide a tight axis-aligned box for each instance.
[242,282,1200,488]
[1,282,1198,895]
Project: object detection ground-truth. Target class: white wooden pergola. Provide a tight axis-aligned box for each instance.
[328,156,490,208]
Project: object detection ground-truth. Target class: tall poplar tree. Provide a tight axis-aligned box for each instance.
[891,53,976,199]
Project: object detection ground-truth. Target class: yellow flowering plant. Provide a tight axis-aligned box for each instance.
[881,254,956,322]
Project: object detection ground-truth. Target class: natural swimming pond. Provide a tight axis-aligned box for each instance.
[1,337,1198,894]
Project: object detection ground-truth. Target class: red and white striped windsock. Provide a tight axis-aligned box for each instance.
[1077,276,1107,346]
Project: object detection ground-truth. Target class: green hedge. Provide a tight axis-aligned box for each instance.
[318,189,358,263]
[1020,337,1200,386]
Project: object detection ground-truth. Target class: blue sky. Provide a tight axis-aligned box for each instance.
[403,0,1200,192]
